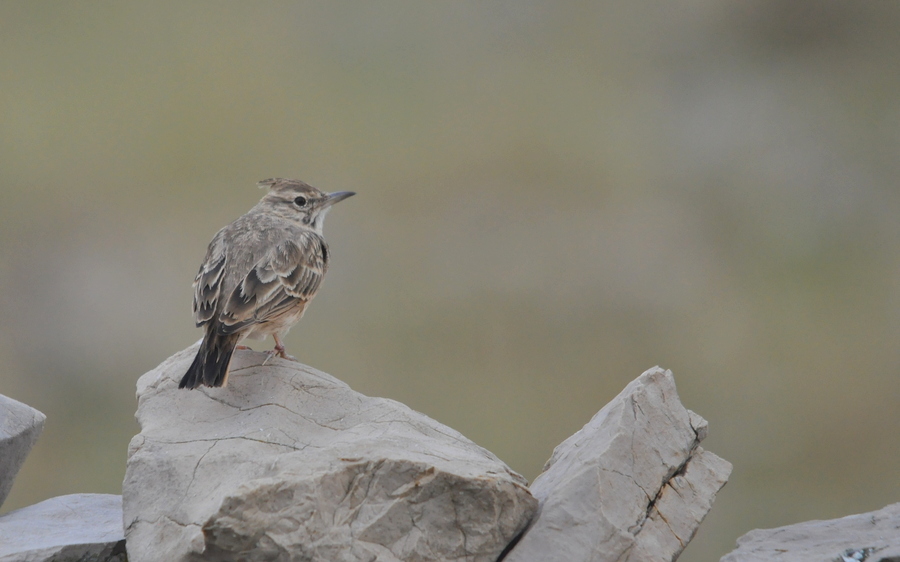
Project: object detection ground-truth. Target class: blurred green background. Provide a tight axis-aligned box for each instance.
[1,2,899,560]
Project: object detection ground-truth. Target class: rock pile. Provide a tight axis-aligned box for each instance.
[1,346,741,561]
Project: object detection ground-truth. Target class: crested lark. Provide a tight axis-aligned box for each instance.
[179,178,354,389]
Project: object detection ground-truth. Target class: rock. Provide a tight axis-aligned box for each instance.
[123,345,538,562]
[721,502,900,562]
[0,493,126,562]
[503,366,732,562]
[0,394,46,509]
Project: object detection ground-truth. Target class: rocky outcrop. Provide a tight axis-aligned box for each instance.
[3,353,731,561]
[0,493,126,562]
[123,345,538,562]
[721,502,900,562]
[503,367,732,562]
[0,394,45,509]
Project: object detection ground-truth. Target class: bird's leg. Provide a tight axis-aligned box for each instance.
[262,335,297,365]
[273,335,288,358]
[273,334,297,361]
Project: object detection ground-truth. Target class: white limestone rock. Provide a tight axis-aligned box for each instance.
[123,345,537,562]
[0,394,46,509]
[721,502,900,562]
[503,366,732,562]
[0,493,125,562]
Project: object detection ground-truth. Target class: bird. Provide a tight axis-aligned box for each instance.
[179,178,354,389]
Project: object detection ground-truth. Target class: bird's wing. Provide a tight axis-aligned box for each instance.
[192,229,228,327]
[218,230,328,334]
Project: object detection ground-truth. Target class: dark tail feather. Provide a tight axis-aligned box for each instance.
[179,331,241,389]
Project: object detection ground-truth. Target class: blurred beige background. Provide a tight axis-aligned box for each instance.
[1,2,899,560]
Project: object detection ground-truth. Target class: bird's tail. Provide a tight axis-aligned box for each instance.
[179,331,241,389]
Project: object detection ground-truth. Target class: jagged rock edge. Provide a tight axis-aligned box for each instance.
[625,405,706,547]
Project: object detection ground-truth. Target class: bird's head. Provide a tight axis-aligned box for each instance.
[257,178,355,233]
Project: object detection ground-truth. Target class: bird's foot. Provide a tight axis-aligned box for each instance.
[262,343,296,365]
[275,344,298,362]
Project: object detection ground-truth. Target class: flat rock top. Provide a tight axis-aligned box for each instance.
[133,346,525,484]
[722,502,900,562]
[0,493,124,558]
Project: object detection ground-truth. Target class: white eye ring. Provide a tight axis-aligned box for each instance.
[294,196,308,207]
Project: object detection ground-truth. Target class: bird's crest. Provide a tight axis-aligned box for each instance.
[257,178,282,190]
[257,178,315,194]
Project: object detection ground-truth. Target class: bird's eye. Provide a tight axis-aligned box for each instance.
[293,196,308,207]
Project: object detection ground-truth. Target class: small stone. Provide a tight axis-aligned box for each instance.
[0,394,46,509]
[123,345,537,562]
[0,493,125,562]
[503,366,732,562]
[721,502,900,562]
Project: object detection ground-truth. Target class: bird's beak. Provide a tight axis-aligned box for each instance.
[323,191,355,207]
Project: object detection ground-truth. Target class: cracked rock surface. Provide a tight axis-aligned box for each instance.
[503,366,732,562]
[721,502,900,562]
[0,493,126,562]
[123,345,537,562]
[0,394,46,509]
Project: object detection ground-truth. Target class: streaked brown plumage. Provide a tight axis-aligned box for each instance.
[180,178,354,389]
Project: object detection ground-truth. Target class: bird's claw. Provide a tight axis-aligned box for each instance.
[262,345,296,365]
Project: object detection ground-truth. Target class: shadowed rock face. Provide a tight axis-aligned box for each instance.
[123,345,537,562]
[0,394,45,510]
[503,367,732,562]
[721,502,900,562]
